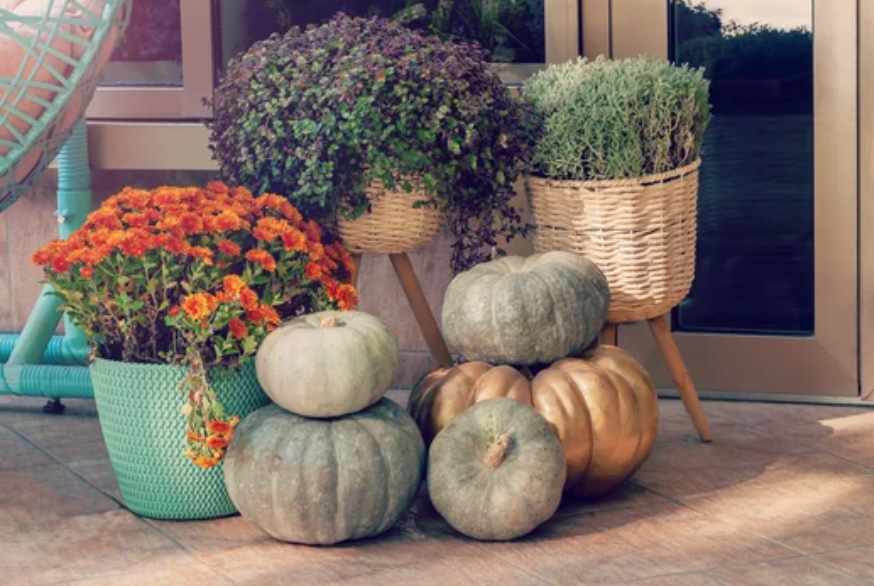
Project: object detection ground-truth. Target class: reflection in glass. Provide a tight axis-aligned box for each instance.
[223,1,544,67]
[101,0,183,86]
[671,0,814,335]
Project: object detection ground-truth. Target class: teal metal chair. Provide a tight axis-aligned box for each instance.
[0,0,130,411]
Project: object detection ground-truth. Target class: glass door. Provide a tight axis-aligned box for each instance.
[613,0,859,397]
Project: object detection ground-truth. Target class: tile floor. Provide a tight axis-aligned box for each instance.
[4,391,874,586]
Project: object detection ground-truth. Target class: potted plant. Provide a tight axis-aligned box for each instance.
[207,13,532,272]
[522,56,712,322]
[32,182,357,520]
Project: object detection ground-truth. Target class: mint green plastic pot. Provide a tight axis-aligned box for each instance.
[90,358,270,520]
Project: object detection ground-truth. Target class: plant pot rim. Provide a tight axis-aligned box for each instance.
[526,158,702,189]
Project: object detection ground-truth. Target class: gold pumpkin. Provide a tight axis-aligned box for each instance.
[408,345,658,497]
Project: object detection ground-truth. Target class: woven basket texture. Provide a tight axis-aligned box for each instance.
[90,358,270,520]
[0,0,131,211]
[338,180,442,254]
[527,159,701,323]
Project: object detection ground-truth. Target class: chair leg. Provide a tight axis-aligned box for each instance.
[647,315,712,442]
[601,322,618,346]
[389,253,454,368]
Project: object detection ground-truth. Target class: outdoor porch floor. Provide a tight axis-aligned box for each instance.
[5,391,874,586]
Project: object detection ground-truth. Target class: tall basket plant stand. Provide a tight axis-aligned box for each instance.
[527,160,712,442]
[340,187,453,369]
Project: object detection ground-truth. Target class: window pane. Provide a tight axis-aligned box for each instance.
[220,1,545,67]
[671,0,814,335]
[101,0,183,86]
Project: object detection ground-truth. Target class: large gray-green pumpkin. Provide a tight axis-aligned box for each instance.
[224,399,425,545]
[427,397,566,541]
[255,310,398,418]
[441,251,610,365]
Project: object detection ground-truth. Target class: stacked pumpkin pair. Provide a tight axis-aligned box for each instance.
[411,251,659,541]
[221,311,426,545]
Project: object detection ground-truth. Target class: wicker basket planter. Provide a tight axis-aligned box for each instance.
[527,159,701,323]
[338,181,443,254]
[90,358,270,520]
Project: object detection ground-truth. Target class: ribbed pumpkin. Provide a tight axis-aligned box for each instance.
[428,397,566,541]
[441,251,610,365]
[409,345,658,497]
[223,399,425,545]
[255,310,399,418]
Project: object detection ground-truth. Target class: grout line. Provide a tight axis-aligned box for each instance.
[2,423,126,508]
[140,518,242,586]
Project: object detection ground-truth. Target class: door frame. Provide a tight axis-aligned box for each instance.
[597,0,860,398]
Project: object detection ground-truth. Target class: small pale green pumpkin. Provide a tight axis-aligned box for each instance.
[255,310,399,418]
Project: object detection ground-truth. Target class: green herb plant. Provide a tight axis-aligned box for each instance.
[522,56,712,181]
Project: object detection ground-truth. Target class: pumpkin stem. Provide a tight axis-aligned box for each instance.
[482,433,512,469]
[319,315,341,329]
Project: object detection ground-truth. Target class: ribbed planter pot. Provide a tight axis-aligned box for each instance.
[90,358,270,520]
[526,159,701,323]
[338,180,443,254]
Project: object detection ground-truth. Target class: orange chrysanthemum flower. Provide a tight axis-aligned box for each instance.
[218,240,241,256]
[253,217,292,242]
[336,284,358,311]
[305,262,322,280]
[168,305,181,317]
[245,249,277,272]
[215,210,248,232]
[245,307,263,324]
[207,420,234,435]
[189,247,215,266]
[205,434,230,450]
[122,213,149,228]
[260,304,281,325]
[239,289,259,311]
[186,430,203,443]
[193,455,221,469]
[223,275,246,297]
[281,228,308,253]
[80,266,94,278]
[304,220,322,242]
[207,180,229,193]
[228,317,248,340]
[182,293,214,321]
[180,214,204,235]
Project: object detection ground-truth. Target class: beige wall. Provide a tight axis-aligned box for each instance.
[0,170,534,388]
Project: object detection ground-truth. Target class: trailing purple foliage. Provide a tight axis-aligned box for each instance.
[206,13,532,272]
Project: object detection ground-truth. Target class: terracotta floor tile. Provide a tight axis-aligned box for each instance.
[655,399,737,441]
[0,425,53,470]
[50,561,235,586]
[814,545,874,581]
[10,410,107,463]
[774,410,874,467]
[197,520,551,586]
[472,502,795,585]
[682,467,874,554]
[554,482,671,518]
[613,557,868,585]
[0,464,118,531]
[636,438,858,500]
[66,457,122,502]
[0,509,186,586]
[701,401,874,434]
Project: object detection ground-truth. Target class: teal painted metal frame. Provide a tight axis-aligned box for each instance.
[0,121,94,400]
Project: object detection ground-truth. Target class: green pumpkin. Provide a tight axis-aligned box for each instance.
[224,399,425,545]
[427,397,566,541]
[441,251,610,365]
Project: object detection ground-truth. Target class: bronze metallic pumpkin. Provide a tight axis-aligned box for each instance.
[408,345,658,497]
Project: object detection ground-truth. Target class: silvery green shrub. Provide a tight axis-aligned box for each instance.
[522,56,712,181]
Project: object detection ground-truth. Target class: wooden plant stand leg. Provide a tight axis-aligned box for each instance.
[601,322,618,346]
[648,314,712,442]
[389,253,454,368]
[349,253,363,288]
